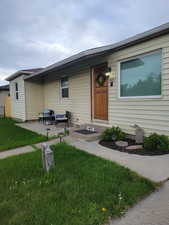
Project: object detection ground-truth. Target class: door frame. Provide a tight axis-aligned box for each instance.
[90,62,109,121]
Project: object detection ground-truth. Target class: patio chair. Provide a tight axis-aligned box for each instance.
[55,113,68,124]
[55,111,72,127]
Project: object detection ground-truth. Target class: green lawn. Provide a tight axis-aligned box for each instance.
[0,118,47,151]
[0,142,156,225]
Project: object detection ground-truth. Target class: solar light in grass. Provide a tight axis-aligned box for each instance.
[46,128,51,140]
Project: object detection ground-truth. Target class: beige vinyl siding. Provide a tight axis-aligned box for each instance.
[10,75,26,121]
[70,70,91,123]
[108,33,169,136]
[44,79,71,113]
[43,69,91,124]
[25,81,44,120]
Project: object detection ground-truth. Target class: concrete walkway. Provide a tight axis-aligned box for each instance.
[110,181,169,225]
[0,138,59,159]
[65,137,169,182]
[0,145,34,159]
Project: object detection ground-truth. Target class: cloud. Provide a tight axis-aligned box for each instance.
[0,67,14,86]
[28,41,71,55]
[0,0,169,82]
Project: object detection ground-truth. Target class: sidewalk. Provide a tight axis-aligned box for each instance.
[110,181,169,225]
[0,138,59,159]
[0,145,34,159]
[1,137,169,182]
[65,137,169,182]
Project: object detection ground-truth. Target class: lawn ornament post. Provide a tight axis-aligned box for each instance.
[41,143,55,172]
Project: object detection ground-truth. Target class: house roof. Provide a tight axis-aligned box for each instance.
[24,22,169,81]
[6,68,43,81]
[0,84,9,91]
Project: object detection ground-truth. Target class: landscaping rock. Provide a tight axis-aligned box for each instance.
[115,141,128,149]
[126,145,142,150]
[132,124,144,144]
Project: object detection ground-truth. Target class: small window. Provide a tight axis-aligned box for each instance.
[61,77,69,98]
[15,82,19,100]
[120,50,162,97]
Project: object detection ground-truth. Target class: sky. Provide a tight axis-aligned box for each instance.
[0,0,169,86]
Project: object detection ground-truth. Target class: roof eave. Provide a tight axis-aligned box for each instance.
[6,71,32,81]
[24,51,109,81]
[25,24,169,81]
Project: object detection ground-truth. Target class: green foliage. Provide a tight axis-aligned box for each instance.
[101,126,126,141]
[64,128,69,136]
[143,133,169,152]
[0,117,47,151]
[0,143,156,225]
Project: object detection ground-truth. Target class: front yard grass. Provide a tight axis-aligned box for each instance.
[0,118,47,151]
[0,142,156,225]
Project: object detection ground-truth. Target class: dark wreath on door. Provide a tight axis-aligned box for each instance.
[95,72,106,87]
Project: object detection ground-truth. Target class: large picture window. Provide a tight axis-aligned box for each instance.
[60,77,69,98]
[120,50,162,97]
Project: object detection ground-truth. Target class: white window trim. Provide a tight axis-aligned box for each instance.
[118,49,163,99]
[60,77,69,99]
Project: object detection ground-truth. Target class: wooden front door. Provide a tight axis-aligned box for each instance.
[93,64,108,120]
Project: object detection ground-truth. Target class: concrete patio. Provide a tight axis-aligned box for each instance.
[16,121,104,141]
[16,121,66,137]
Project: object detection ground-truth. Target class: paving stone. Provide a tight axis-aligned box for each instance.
[115,141,128,148]
[126,145,142,150]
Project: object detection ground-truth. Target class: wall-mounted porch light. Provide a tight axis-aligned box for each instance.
[105,67,112,77]
[105,67,115,86]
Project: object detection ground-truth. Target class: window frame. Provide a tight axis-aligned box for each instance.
[118,49,163,99]
[60,77,69,99]
[15,82,19,100]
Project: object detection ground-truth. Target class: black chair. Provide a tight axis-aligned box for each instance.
[65,111,71,127]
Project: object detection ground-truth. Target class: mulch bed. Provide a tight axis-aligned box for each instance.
[99,139,169,156]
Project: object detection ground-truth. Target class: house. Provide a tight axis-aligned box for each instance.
[0,84,9,115]
[6,68,43,121]
[6,22,169,136]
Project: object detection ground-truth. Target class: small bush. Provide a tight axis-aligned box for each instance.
[143,133,169,152]
[101,126,126,141]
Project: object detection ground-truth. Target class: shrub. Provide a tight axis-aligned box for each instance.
[143,133,169,152]
[101,126,126,141]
